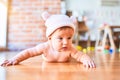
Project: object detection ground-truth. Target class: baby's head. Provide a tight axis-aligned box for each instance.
[41,11,77,38]
[41,11,77,51]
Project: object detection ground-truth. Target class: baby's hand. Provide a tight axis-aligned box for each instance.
[82,59,96,68]
[0,59,18,67]
[81,54,96,68]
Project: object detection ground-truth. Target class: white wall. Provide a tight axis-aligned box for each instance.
[65,0,120,26]
[66,0,101,11]
[64,0,120,41]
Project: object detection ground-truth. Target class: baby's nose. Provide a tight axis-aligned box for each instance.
[63,39,68,45]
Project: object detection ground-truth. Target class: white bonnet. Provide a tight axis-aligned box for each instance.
[41,11,77,37]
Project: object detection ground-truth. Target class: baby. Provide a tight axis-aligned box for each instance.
[1,12,96,68]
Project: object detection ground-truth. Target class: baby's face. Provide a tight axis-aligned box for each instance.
[49,27,74,52]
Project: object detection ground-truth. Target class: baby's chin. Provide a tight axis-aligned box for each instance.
[57,47,69,52]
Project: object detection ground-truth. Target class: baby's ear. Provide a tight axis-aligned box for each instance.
[41,11,51,21]
[70,16,77,25]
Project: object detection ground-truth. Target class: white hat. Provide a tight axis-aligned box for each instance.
[41,11,77,37]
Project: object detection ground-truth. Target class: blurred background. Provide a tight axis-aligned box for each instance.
[0,0,120,51]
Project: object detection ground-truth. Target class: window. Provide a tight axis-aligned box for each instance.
[102,0,120,6]
[0,0,8,48]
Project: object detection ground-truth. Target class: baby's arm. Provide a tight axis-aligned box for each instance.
[71,48,96,68]
[1,43,47,66]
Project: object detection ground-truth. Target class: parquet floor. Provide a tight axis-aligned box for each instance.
[0,51,120,80]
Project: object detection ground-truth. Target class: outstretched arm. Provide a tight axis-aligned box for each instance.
[1,43,47,66]
[71,48,96,68]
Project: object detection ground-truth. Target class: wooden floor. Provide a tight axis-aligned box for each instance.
[0,51,120,80]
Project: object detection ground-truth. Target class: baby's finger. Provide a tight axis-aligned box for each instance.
[90,61,96,68]
[1,61,9,66]
[87,61,93,68]
[6,61,12,66]
[4,60,9,62]
[2,60,9,64]
[1,63,6,66]
[84,62,89,68]
[91,61,96,68]
[12,60,18,65]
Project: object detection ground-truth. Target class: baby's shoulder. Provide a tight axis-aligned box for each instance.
[70,45,78,54]
[35,42,49,50]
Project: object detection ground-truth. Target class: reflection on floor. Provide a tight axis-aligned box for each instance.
[0,51,120,80]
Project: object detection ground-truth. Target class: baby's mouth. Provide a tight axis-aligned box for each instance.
[62,47,68,50]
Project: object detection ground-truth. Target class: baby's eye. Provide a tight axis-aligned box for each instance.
[68,37,72,39]
[58,37,63,40]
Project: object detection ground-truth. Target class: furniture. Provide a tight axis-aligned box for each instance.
[110,26,120,48]
[74,21,90,48]
[95,25,120,52]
